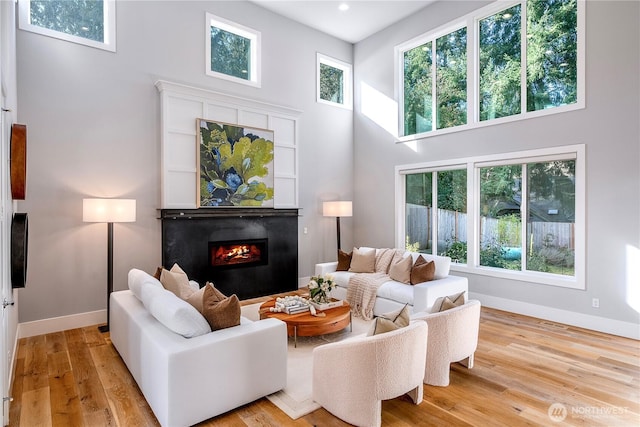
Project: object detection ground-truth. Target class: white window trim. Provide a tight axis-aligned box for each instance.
[18,0,116,52]
[205,13,261,88]
[395,144,585,290]
[316,53,353,110]
[395,0,585,143]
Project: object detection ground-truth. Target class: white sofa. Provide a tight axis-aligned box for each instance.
[110,270,288,427]
[315,249,468,316]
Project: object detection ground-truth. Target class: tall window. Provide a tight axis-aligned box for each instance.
[397,145,584,289]
[401,26,467,136]
[317,53,353,109]
[397,0,583,139]
[479,5,522,121]
[205,13,261,87]
[404,168,467,263]
[18,0,116,52]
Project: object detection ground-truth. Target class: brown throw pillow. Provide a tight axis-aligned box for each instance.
[388,254,412,284]
[433,291,466,312]
[349,247,376,273]
[153,266,163,280]
[336,250,352,271]
[410,255,435,285]
[160,263,195,299]
[201,284,241,331]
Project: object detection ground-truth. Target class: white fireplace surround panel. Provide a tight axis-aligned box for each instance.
[156,80,301,209]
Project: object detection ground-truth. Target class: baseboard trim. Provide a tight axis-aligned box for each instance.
[470,292,640,340]
[18,309,106,339]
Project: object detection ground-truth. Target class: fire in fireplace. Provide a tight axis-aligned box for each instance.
[209,238,268,268]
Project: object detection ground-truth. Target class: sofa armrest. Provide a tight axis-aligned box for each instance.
[412,275,469,313]
[315,261,338,276]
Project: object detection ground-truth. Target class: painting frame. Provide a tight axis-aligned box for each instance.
[197,118,275,208]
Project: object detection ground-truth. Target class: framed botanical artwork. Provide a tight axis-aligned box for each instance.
[197,119,274,207]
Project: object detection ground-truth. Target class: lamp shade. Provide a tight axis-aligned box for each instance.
[323,201,352,217]
[83,198,136,223]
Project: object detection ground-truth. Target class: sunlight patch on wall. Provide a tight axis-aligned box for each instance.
[626,244,640,314]
[361,82,398,137]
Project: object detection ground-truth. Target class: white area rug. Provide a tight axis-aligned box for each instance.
[241,303,372,419]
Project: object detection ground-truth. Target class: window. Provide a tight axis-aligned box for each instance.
[397,145,584,289]
[404,168,467,262]
[18,0,116,52]
[397,0,583,140]
[401,26,467,135]
[317,53,352,109]
[205,13,261,87]
[479,4,522,121]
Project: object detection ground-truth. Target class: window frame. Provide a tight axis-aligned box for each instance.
[205,12,261,88]
[18,0,116,52]
[396,0,585,142]
[396,144,585,290]
[316,53,353,110]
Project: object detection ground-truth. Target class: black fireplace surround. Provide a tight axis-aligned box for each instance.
[161,208,298,300]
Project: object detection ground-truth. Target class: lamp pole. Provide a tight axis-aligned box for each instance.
[98,222,114,333]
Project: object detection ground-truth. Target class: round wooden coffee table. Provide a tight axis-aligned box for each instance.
[259,299,352,347]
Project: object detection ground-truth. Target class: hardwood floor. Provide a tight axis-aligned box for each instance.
[10,299,640,426]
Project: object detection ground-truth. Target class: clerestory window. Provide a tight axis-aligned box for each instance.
[317,53,353,109]
[205,13,261,87]
[18,0,116,52]
[397,0,583,140]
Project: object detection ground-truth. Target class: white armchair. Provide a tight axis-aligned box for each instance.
[312,321,428,427]
[412,300,481,386]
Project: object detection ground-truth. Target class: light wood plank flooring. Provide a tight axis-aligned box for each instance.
[9,297,640,426]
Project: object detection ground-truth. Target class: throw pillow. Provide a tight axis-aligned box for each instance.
[202,284,241,331]
[336,250,352,271]
[348,247,376,273]
[152,266,163,280]
[374,248,396,273]
[432,291,466,313]
[388,254,413,284]
[128,268,163,301]
[368,304,410,336]
[410,255,435,285]
[160,263,195,300]
[146,288,211,338]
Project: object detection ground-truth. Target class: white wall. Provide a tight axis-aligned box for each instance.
[353,0,640,328]
[15,1,353,323]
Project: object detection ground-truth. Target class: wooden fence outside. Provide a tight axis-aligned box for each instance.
[406,204,574,250]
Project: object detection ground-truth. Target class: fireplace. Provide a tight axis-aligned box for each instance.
[209,239,268,268]
[161,209,298,300]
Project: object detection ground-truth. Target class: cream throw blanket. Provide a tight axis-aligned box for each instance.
[347,249,402,320]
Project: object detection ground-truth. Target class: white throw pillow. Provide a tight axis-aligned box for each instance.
[146,289,211,338]
[128,269,163,301]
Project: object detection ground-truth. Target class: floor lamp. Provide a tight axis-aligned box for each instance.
[83,198,136,333]
[323,201,352,254]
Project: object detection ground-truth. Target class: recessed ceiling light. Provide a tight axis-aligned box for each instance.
[339,3,349,12]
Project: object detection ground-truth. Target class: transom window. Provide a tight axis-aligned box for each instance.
[397,145,585,289]
[397,0,584,140]
[18,0,116,52]
[317,53,353,109]
[205,13,261,87]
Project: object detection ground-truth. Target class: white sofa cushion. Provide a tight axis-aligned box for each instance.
[146,288,212,338]
[377,280,415,305]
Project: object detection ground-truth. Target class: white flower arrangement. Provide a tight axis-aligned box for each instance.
[309,275,335,304]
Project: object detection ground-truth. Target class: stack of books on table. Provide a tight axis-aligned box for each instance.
[276,302,310,315]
